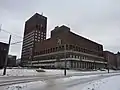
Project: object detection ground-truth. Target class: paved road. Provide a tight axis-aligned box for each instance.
[0,71,119,87]
[40,73,120,90]
[0,73,120,90]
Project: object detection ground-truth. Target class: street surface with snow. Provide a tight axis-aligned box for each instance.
[0,68,120,90]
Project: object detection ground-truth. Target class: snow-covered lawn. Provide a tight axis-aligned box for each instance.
[0,68,118,76]
[0,69,40,76]
[81,75,120,90]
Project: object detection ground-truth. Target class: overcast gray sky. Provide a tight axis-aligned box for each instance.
[0,0,120,58]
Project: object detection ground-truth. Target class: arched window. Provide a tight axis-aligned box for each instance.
[53,48,55,52]
[56,47,58,51]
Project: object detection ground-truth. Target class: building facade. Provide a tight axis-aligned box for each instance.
[33,25,107,69]
[0,42,8,69]
[7,55,17,67]
[115,52,120,69]
[21,13,47,66]
[103,51,117,69]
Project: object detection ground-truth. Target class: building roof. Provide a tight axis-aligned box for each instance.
[0,42,8,46]
[70,31,102,46]
[25,13,47,23]
[35,25,103,52]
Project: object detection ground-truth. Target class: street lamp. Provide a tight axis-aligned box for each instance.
[57,38,67,76]
[30,48,33,67]
[3,35,11,75]
[107,56,110,73]
[64,44,67,76]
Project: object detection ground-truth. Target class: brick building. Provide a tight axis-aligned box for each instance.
[33,25,107,69]
[0,42,8,69]
[115,52,120,69]
[103,51,117,69]
[21,13,47,66]
[7,55,17,67]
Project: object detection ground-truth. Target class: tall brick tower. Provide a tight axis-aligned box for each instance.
[21,13,47,66]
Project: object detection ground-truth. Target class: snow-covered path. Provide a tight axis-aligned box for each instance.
[81,75,120,90]
[0,71,119,86]
[0,73,120,90]
[0,69,120,90]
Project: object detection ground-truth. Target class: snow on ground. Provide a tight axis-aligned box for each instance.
[6,69,39,76]
[43,69,106,74]
[0,74,100,90]
[0,68,117,76]
[0,73,120,90]
[3,81,46,90]
[0,69,40,76]
[81,75,120,90]
[55,75,100,83]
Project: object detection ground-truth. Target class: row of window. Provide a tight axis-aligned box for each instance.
[35,31,46,35]
[23,38,34,45]
[35,44,103,57]
[23,42,33,48]
[24,30,35,38]
[0,47,7,51]
[24,35,34,43]
[22,47,33,53]
[34,53,95,61]
[34,35,45,40]
[24,30,45,40]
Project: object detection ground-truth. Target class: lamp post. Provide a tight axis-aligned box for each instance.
[107,56,110,73]
[57,38,67,76]
[30,48,33,67]
[3,35,11,75]
[64,44,67,76]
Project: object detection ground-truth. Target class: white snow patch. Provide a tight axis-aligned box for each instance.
[0,68,118,77]
[3,81,46,90]
[82,75,120,90]
[0,69,41,76]
[0,75,100,90]
[56,75,100,83]
[6,69,39,76]
[1,74,120,90]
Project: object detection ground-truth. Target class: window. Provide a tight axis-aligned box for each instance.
[83,56,85,59]
[70,55,72,58]
[53,48,55,52]
[35,39,37,41]
[4,48,6,51]
[32,38,34,41]
[41,24,43,28]
[76,56,78,58]
[73,55,75,58]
